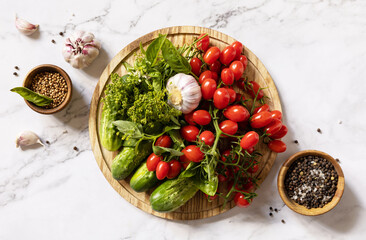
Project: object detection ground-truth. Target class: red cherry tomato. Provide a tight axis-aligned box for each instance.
[213,88,230,109]
[218,169,231,182]
[197,33,209,52]
[232,41,243,60]
[205,194,218,201]
[219,120,238,136]
[182,145,204,162]
[220,45,236,65]
[203,47,220,65]
[167,160,182,179]
[156,161,170,180]
[190,57,202,76]
[146,153,163,171]
[229,61,244,80]
[248,81,264,99]
[264,118,282,136]
[221,68,235,85]
[253,104,270,114]
[235,93,245,102]
[236,78,245,90]
[184,112,196,125]
[180,125,199,142]
[248,162,259,173]
[221,149,232,162]
[271,110,282,120]
[223,105,250,122]
[246,147,255,155]
[155,135,172,148]
[180,154,191,169]
[270,125,288,139]
[201,79,217,100]
[210,60,221,73]
[211,71,218,81]
[240,131,259,150]
[268,140,287,153]
[193,110,211,125]
[234,192,251,208]
[242,178,254,191]
[238,55,248,70]
[250,111,273,128]
[199,70,213,84]
[199,130,215,146]
[224,87,236,103]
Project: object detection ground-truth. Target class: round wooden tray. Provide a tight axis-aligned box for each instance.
[89,26,282,220]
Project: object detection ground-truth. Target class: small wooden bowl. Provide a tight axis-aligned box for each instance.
[22,64,72,114]
[277,150,345,216]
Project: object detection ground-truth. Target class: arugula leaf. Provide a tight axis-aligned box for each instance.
[113,120,143,138]
[162,38,191,74]
[153,146,184,156]
[193,174,218,196]
[146,34,167,66]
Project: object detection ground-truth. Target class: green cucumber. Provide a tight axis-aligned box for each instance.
[100,108,123,151]
[150,177,198,212]
[111,140,152,180]
[130,161,158,192]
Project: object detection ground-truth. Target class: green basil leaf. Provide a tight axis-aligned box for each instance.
[162,38,191,74]
[10,87,53,107]
[193,174,218,196]
[153,146,184,156]
[146,34,167,66]
[179,164,197,178]
[113,120,143,138]
[168,130,185,148]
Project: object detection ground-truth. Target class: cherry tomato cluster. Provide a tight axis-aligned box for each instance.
[186,34,288,207]
[146,135,183,180]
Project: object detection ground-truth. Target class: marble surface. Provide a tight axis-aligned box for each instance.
[1,0,365,239]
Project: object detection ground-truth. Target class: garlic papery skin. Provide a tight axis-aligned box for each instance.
[16,131,44,148]
[62,30,101,69]
[166,73,202,114]
[15,15,39,36]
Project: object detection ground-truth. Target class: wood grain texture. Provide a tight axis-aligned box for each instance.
[89,26,282,220]
[277,150,345,216]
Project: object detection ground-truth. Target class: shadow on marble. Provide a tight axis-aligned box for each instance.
[314,185,359,233]
[83,47,110,79]
[52,85,89,131]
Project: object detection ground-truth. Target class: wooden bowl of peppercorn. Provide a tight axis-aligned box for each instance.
[277,150,345,216]
[23,64,72,114]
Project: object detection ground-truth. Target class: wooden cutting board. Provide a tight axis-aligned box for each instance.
[89,26,282,220]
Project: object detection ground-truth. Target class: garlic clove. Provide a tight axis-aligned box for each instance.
[15,15,39,36]
[16,131,44,148]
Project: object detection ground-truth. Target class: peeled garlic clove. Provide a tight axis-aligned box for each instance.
[62,30,101,69]
[16,131,44,148]
[15,15,39,36]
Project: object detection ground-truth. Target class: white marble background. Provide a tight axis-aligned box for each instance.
[0,0,365,239]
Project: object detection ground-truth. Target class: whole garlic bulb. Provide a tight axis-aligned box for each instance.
[16,131,44,148]
[166,73,202,114]
[62,30,101,69]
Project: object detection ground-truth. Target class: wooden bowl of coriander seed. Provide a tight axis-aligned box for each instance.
[277,150,345,216]
[22,64,72,114]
